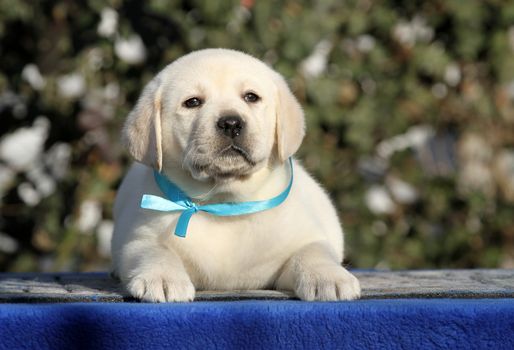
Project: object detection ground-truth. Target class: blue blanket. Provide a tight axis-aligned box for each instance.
[1,299,514,350]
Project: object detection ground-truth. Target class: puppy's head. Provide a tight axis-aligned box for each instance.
[123,49,304,182]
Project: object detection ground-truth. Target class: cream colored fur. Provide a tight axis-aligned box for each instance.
[112,49,360,302]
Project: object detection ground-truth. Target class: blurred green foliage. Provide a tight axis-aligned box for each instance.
[1,0,514,272]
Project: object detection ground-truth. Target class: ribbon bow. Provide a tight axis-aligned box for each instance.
[141,158,294,237]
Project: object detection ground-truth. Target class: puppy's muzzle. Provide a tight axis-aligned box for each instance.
[217,115,245,139]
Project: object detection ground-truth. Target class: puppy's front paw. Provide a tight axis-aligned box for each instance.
[126,271,195,303]
[295,265,361,301]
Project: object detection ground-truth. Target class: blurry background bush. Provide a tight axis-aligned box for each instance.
[1,0,514,272]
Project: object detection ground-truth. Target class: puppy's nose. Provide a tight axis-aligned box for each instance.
[217,116,244,139]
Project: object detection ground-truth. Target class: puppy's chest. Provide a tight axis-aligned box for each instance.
[168,214,294,287]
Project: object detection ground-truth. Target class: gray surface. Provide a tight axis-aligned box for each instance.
[0,269,513,303]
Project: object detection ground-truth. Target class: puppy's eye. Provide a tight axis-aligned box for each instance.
[243,92,260,103]
[183,97,203,108]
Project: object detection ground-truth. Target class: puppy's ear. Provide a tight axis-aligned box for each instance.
[273,73,305,162]
[122,75,163,171]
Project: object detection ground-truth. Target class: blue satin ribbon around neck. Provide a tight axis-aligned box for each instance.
[140,158,294,238]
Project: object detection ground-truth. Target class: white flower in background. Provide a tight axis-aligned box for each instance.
[26,165,56,198]
[0,232,19,254]
[103,82,120,100]
[392,16,434,47]
[115,35,147,65]
[458,133,495,198]
[87,48,104,71]
[365,185,396,215]
[0,165,15,195]
[21,64,46,90]
[444,63,461,87]
[377,125,435,159]
[406,125,435,148]
[0,117,49,171]
[18,182,40,206]
[393,22,415,46]
[57,73,86,99]
[45,143,72,180]
[300,39,332,78]
[356,34,376,53]
[386,176,418,205]
[227,5,251,34]
[459,133,493,161]
[431,83,448,99]
[360,77,377,95]
[77,200,103,233]
[97,7,118,38]
[459,161,495,197]
[410,16,434,42]
[96,220,113,257]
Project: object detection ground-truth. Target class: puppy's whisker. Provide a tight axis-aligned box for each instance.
[182,148,198,171]
[190,183,220,201]
[181,154,190,171]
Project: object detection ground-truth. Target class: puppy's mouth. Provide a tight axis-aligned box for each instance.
[219,144,256,166]
[186,142,262,182]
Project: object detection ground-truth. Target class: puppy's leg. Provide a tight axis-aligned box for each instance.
[275,241,361,301]
[118,239,195,302]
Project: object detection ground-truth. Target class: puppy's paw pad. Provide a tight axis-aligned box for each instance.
[296,266,361,301]
[127,274,195,303]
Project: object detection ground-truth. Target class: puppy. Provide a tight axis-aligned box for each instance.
[111,48,361,302]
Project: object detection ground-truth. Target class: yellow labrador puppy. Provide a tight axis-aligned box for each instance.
[112,49,360,302]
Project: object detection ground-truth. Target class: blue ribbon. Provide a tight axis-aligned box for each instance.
[141,158,294,237]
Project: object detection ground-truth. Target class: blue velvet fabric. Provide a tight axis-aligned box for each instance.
[1,299,514,350]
